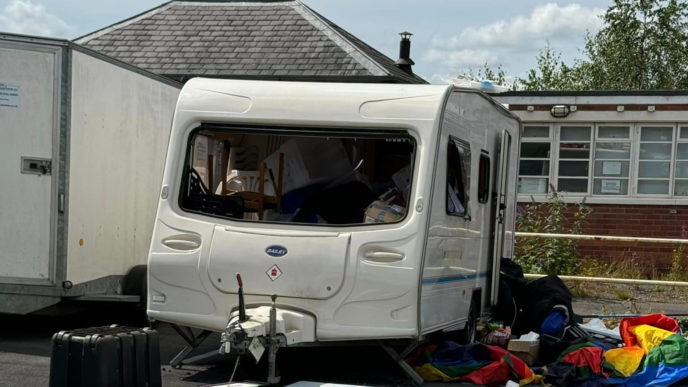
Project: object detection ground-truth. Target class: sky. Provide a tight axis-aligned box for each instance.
[0,0,613,83]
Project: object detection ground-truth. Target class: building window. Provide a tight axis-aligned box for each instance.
[675,127,688,196]
[447,137,470,216]
[593,126,631,195]
[637,126,674,195]
[557,126,591,193]
[518,126,550,193]
[514,123,688,199]
[478,153,490,203]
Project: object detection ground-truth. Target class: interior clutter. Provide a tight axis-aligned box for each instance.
[181,127,415,225]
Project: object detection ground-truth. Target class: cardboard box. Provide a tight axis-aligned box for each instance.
[507,339,540,366]
[364,201,406,223]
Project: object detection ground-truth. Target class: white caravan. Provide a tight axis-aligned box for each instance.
[0,33,181,314]
[148,78,520,377]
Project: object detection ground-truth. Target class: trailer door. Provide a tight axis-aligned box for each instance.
[0,40,61,283]
[490,129,512,306]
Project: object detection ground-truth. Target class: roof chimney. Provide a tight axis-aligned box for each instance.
[395,31,415,74]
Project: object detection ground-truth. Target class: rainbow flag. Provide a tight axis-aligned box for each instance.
[407,315,688,386]
[410,341,539,385]
[608,322,688,386]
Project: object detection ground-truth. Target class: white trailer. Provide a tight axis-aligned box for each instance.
[0,33,181,314]
[147,78,520,380]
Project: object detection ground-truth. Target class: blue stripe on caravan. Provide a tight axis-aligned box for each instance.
[422,272,488,285]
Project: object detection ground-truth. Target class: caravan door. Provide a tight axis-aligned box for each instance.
[0,40,61,284]
[490,129,512,306]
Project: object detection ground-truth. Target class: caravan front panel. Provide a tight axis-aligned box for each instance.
[207,227,350,298]
[148,80,449,339]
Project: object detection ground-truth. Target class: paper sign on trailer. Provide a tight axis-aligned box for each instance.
[0,82,19,108]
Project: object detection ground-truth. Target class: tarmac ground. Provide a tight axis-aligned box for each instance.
[0,300,414,386]
[1,297,687,386]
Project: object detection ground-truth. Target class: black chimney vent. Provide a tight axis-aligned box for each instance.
[395,31,415,74]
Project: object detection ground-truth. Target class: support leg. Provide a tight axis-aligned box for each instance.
[379,340,424,386]
[169,325,213,368]
[266,294,281,385]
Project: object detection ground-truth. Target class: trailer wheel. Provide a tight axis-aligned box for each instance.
[460,304,477,344]
[458,295,480,345]
[123,265,148,309]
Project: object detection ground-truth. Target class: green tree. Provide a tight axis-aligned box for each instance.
[522,0,688,90]
[516,43,582,91]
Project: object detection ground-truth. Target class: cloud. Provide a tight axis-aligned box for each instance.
[0,0,74,37]
[423,3,605,77]
[424,48,496,68]
[446,3,604,50]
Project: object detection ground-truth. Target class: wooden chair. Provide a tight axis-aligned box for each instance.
[227,153,284,220]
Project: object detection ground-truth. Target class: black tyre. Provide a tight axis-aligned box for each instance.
[459,300,478,344]
[122,265,148,309]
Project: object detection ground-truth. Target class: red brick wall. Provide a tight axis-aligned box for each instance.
[581,205,688,238]
[517,203,688,271]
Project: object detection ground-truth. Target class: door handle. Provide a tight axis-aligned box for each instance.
[364,251,405,262]
[162,234,201,251]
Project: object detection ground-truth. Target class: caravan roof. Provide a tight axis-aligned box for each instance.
[176,78,451,129]
[175,78,516,133]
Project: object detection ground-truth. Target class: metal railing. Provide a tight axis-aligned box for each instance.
[515,231,688,286]
[523,273,688,287]
[516,231,688,245]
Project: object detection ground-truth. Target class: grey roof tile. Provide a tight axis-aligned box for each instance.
[77,1,426,83]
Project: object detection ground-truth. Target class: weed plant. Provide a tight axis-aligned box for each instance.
[514,190,592,275]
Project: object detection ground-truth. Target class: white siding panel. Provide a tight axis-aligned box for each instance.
[0,44,58,281]
[67,51,179,284]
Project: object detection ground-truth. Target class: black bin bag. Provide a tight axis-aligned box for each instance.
[49,326,161,387]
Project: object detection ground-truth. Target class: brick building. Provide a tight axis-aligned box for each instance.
[495,91,688,270]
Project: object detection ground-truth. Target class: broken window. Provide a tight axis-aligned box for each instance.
[180,125,415,225]
[447,136,470,217]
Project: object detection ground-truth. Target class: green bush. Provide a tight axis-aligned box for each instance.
[666,244,688,281]
[515,190,592,275]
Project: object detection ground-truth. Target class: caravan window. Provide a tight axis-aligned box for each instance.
[179,125,415,226]
[447,137,470,216]
[478,153,490,203]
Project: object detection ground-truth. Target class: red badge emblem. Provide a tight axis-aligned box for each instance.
[266,264,282,281]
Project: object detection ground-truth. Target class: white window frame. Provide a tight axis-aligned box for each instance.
[516,122,688,204]
[675,126,688,196]
[517,124,552,194]
[634,124,677,197]
[554,124,593,195]
[593,123,633,197]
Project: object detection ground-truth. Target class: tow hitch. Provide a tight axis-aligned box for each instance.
[219,274,285,384]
